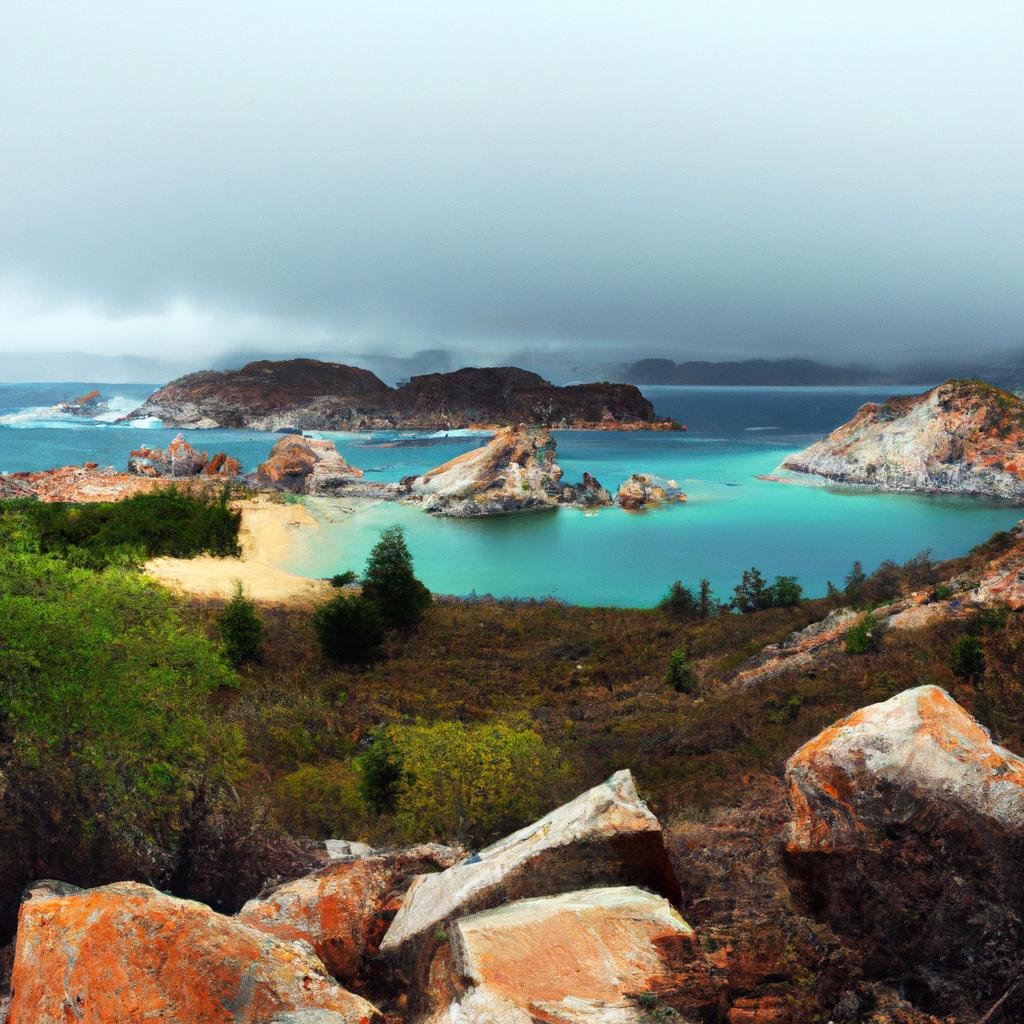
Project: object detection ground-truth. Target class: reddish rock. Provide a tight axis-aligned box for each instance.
[1,465,163,502]
[257,435,363,494]
[239,844,462,988]
[7,881,378,1024]
[128,434,239,480]
[615,473,687,510]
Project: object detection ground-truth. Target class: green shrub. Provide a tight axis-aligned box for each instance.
[357,730,404,814]
[770,575,803,607]
[665,646,696,693]
[371,720,568,846]
[658,581,698,619]
[845,613,883,654]
[732,567,772,613]
[361,526,431,629]
[330,570,358,588]
[272,762,368,838]
[951,634,986,682]
[219,582,264,666]
[313,593,385,663]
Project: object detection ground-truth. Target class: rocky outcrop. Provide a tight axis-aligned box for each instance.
[422,887,715,1024]
[239,844,462,989]
[615,473,686,510]
[380,770,679,965]
[128,433,240,478]
[125,359,674,431]
[52,389,108,418]
[408,428,577,516]
[0,465,164,503]
[781,378,1024,500]
[785,686,1024,1016]
[257,435,365,494]
[7,881,378,1024]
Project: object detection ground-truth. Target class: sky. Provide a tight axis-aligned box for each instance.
[1,1,1023,380]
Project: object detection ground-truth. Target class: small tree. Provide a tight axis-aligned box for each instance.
[951,634,985,682]
[362,526,432,629]
[219,581,263,666]
[733,567,772,613]
[770,575,803,608]
[313,594,385,663]
[658,581,699,619]
[844,561,867,604]
[330,570,358,588]
[698,578,717,619]
[665,646,696,693]
[845,612,883,655]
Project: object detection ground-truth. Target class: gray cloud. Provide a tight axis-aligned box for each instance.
[1,1,1022,376]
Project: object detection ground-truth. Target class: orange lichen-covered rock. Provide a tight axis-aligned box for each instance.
[786,685,1024,854]
[423,887,715,1024]
[257,435,364,494]
[239,844,462,988]
[7,881,378,1024]
[615,473,686,510]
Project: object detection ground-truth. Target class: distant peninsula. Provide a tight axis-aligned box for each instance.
[125,359,678,431]
[621,357,903,387]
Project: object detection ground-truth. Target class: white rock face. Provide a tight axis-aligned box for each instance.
[379,770,679,960]
[428,887,704,1024]
[786,684,1024,853]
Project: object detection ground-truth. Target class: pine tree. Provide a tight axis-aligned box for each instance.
[361,525,432,629]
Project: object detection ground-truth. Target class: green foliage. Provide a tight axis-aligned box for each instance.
[0,488,240,568]
[219,582,264,666]
[770,575,803,607]
[361,525,431,629]
[313,593,386,663]
[658,581,698,619]
[845,613,884,655]
[272,762,368,838]
[951,634,986,682]
[373,719,566,846]
[0,546,242,860]
[357,730,405,814]
[329,570,358,588]
[843,560,867,604]
[732,568,802,612]
[665,646,696,693]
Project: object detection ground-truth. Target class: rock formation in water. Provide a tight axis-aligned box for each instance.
[615,472,687,510]
[255,434,402,499]
[125,359,674,431]
[128,433,240,479]
[407,427,613,517]
[52,389,108,418]
[781,378,1024,500]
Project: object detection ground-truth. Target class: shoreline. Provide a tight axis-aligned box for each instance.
[144,495,332,607]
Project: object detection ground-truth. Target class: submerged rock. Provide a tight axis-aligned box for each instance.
[239,844,463,989]
[409,428,612,516]
[423,887,714,1024]
[7,881,378,1024]
[781,378,1024,500]
[615,473,686,510]
[379,769,679,965]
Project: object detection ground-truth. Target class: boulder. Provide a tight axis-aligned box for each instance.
[128,433,239,479]
[239,844,463,989]
[257,435,364,494]
[7,881,378,1024]
[423,887,715,1024]
[615,473,686,510]
[380,770,679,965]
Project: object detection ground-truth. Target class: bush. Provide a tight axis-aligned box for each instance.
[330,570,358,588]
[313,593,385,663]
[272,762,368,838]
[843,561,867,604]
[845,613,883,654]
[368,720,567,846]
[665,646,696,693]
[732,568,802,612]
[658,581,698,619]
[951,634,986,682]
[219,582,263,666]
[357,730,404,814]
[361,526,431,629]
[769,575,802,607]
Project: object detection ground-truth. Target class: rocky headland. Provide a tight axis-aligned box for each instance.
[780,378,1024,500]
[125,359,678,431]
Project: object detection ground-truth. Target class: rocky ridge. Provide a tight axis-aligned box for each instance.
[780,378,1024,500]
[125,360,677,431]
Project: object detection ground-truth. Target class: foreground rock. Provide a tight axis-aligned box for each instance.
[0,465,163,502]
[128,433,240,478]
[423,887,715,1024]
[8,881,378,1024]
[615,473,687,510]
[781,378,1024,500]
[239,844,462,989]
[408,427,605,516]
[380,769,679,965]
[785,685,1024,1017]
[125,359,675,431]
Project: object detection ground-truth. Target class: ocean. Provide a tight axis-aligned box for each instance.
[1,381,1019,607]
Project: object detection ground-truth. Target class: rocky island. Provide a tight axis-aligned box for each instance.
[780,378,1024,500]
[125,359,678,431]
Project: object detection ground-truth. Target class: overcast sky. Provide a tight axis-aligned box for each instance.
[1,1,1022,377]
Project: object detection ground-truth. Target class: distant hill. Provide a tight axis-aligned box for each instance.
[621,358,902,386]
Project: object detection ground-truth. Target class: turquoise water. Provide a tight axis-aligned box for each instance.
[2,382,1021,606]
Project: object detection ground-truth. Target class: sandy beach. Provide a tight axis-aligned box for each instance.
[145,495,332,606]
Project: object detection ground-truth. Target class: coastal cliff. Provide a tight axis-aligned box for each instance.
[125,359,673,431]
[781,378,1024,500]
